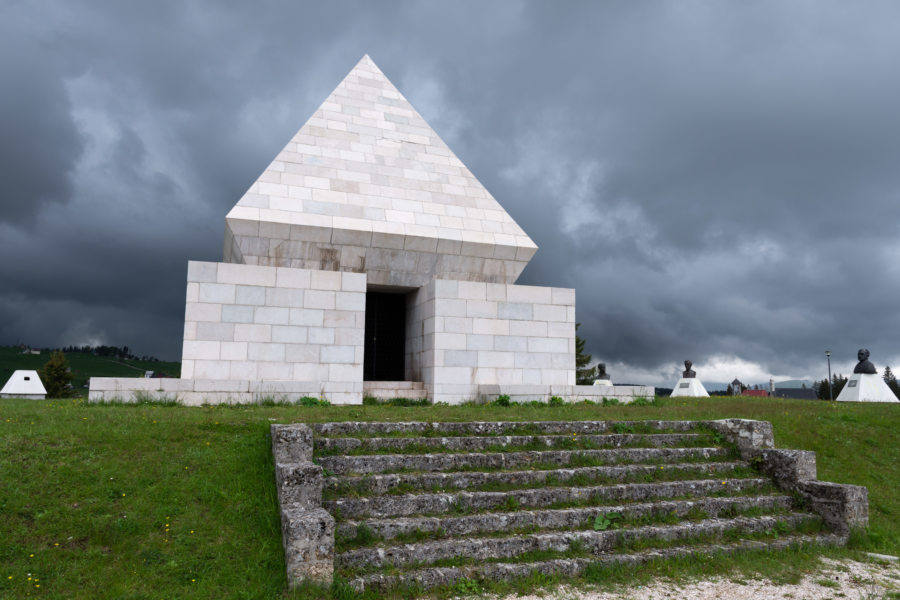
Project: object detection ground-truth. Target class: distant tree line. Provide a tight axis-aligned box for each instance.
[811,366,900,400]
[52,345,164,362]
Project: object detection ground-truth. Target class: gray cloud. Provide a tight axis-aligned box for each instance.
[2,1,900,384]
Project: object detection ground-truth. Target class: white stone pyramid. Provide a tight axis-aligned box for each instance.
[224,55,537,288]
[0,370,47,399]
[669,378,710,398]
[836,373,899,403]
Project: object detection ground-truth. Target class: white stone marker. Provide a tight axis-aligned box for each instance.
[836,374,899,403]
[669,360,710,398]
[0,370,47,399]
[669,377,710,398]
[835,349,899,403]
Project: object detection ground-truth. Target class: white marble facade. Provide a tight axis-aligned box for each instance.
[89,56,622,405]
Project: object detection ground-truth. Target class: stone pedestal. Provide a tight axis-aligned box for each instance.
[669,378,709,398]
[836,373,899,403]
[592,379,613,387]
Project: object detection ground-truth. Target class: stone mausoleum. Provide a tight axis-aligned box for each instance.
[90,56,651,405]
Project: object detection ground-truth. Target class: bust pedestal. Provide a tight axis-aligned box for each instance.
[592,379,613,387]
[836,373,899,403]
[669,378,710,398]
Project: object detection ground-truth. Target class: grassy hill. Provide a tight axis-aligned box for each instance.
[0,396,896,599]
[0,346,181,393]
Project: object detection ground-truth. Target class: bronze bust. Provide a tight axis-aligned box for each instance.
[682,360,696,378]
[596,363,611,380]
[853,348,877,374]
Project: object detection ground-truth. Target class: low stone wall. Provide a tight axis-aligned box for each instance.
[478,384,656,404]
[271,423,334,585]
[88,377,361,405]
[707,418,868,533]
[89,379,651,405]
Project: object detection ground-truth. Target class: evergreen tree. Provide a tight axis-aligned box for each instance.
[575,323,596,385]
[38,351,73,398]
[830,373,848,399]
[884,366,900,399]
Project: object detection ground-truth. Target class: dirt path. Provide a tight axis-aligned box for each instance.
[501,558,900,600]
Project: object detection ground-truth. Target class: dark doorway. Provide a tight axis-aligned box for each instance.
[363,291,406,381]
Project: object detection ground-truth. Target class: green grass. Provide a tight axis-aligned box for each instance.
[0,395,897,599]
[0,345,181,393]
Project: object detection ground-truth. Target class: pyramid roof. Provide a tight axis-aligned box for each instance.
[1,370,47,397]
[224,55,537,288]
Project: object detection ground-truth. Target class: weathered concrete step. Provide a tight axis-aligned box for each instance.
[335,494,794,542]
[313,420,702,437]
[315,433,708,454]
[349,532,847,591]
[363,382,427,400]
[325,477,770,519]
[318,446,731,476]
[337,512,819,570]
[326,461,748,496]
[363,381,426,390]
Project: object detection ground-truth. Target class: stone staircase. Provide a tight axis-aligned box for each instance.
[362,381,427,401]
[272,420,868,593]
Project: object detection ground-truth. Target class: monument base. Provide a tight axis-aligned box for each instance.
[836,373,899,403]
[592,379,613,387]
[88,379,656,406]
[669,378,710,398]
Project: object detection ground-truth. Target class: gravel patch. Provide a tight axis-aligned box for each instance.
[495,558,900,600]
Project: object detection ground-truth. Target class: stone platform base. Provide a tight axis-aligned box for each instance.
[478,384,655,404]
[88,377,362,405]
[88,378,655,405]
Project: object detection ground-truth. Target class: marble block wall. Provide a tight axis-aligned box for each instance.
[181,261,366,403]
[406,279,576,404]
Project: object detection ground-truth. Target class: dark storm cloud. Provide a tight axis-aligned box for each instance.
[0,17,84,225]
[2,1,899,383]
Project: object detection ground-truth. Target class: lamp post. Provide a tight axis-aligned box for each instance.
[825,350,833,401]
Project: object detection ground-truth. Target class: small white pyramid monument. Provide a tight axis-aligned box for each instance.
[836,349,899,403]
[669,360,709,398]
[1,370,47,399]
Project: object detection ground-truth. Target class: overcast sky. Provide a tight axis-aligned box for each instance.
[3,1,899,386]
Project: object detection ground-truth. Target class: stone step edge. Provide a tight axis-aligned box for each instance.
[325,460,748,497]
[348,532,847,592]
[324,477,771,520]
[317,446,731,475]
[336,512,818,570]
[363,381,426,389]
[335,493,795,542]
[315,433,708,454]
[313,420,705,437]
